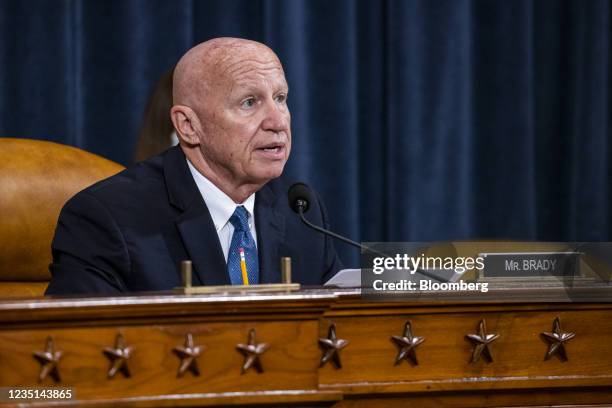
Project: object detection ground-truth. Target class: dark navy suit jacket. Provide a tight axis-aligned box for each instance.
[45,147,342,295]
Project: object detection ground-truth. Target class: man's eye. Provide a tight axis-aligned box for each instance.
[241,98,256,109]
[275,94,287,104]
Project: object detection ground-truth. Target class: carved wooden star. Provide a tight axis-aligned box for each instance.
[466,319,499,363]
[103,333,133,378]
[541,317,575,361]
[236,329,269,374]
[33,336,63,382]
[391,321,425,366]
[173,333,203,377]
[319,324,349,369]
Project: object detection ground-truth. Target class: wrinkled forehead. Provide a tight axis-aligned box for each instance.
[174,40,288,109]
[210,45,287,89]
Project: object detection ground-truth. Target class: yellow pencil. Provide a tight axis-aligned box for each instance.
[239,248,249,285]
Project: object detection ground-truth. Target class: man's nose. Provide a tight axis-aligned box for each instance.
[261,100,289,133]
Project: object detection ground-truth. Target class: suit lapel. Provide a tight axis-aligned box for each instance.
[255,183,286,284]
[164,147,229,285]
[175,205,229,285]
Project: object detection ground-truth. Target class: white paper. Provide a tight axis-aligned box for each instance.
[324,269,361,287]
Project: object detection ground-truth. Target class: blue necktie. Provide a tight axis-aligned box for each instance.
[227,206,259,285]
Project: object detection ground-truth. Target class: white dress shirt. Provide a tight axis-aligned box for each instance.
[186,159,257,261]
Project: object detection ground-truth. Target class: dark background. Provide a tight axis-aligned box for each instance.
[1,0,610,266]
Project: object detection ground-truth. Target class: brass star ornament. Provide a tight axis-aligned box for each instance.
[391,321,425,366]
[319,324,349,369]
[466,319,499,363]
[236,329,269,374]
[173,333,203,377]
[33,336,63,382]
[103,333,133,378]
[541,317,575,361]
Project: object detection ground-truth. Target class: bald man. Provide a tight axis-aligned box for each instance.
[46,38,343,295]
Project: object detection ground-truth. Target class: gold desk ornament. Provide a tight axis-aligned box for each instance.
[281,256,292,284]
[181,260,193,288]
[176,257,300,294]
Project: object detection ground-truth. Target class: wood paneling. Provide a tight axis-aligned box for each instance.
[0,289,611,407]
[319,309,612,391]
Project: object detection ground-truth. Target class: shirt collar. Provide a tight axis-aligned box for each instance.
[186,159,255,232]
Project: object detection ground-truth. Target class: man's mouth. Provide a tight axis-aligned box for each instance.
[255,143,286,159]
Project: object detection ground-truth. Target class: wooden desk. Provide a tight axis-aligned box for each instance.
[0,288,611,407]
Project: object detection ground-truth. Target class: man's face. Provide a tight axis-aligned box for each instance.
[195,49,291,186]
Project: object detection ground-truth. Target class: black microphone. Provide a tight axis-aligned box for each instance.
[287,183,387,257]
[287,182,449,282]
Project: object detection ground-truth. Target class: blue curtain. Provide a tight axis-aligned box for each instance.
[1,0,610,266]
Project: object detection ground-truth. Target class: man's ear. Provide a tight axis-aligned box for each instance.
[170,105,200,145]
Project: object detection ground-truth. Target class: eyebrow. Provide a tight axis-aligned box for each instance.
[230,81,288,97]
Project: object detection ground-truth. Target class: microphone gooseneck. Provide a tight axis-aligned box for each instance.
[288,183,388,258]
[297,204,377,252]
[287,182,448,282]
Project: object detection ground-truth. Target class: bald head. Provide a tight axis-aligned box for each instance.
[173,38,282,108]
[170,37,291,203]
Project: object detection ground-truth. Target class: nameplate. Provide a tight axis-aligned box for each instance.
[478,252,582,279]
